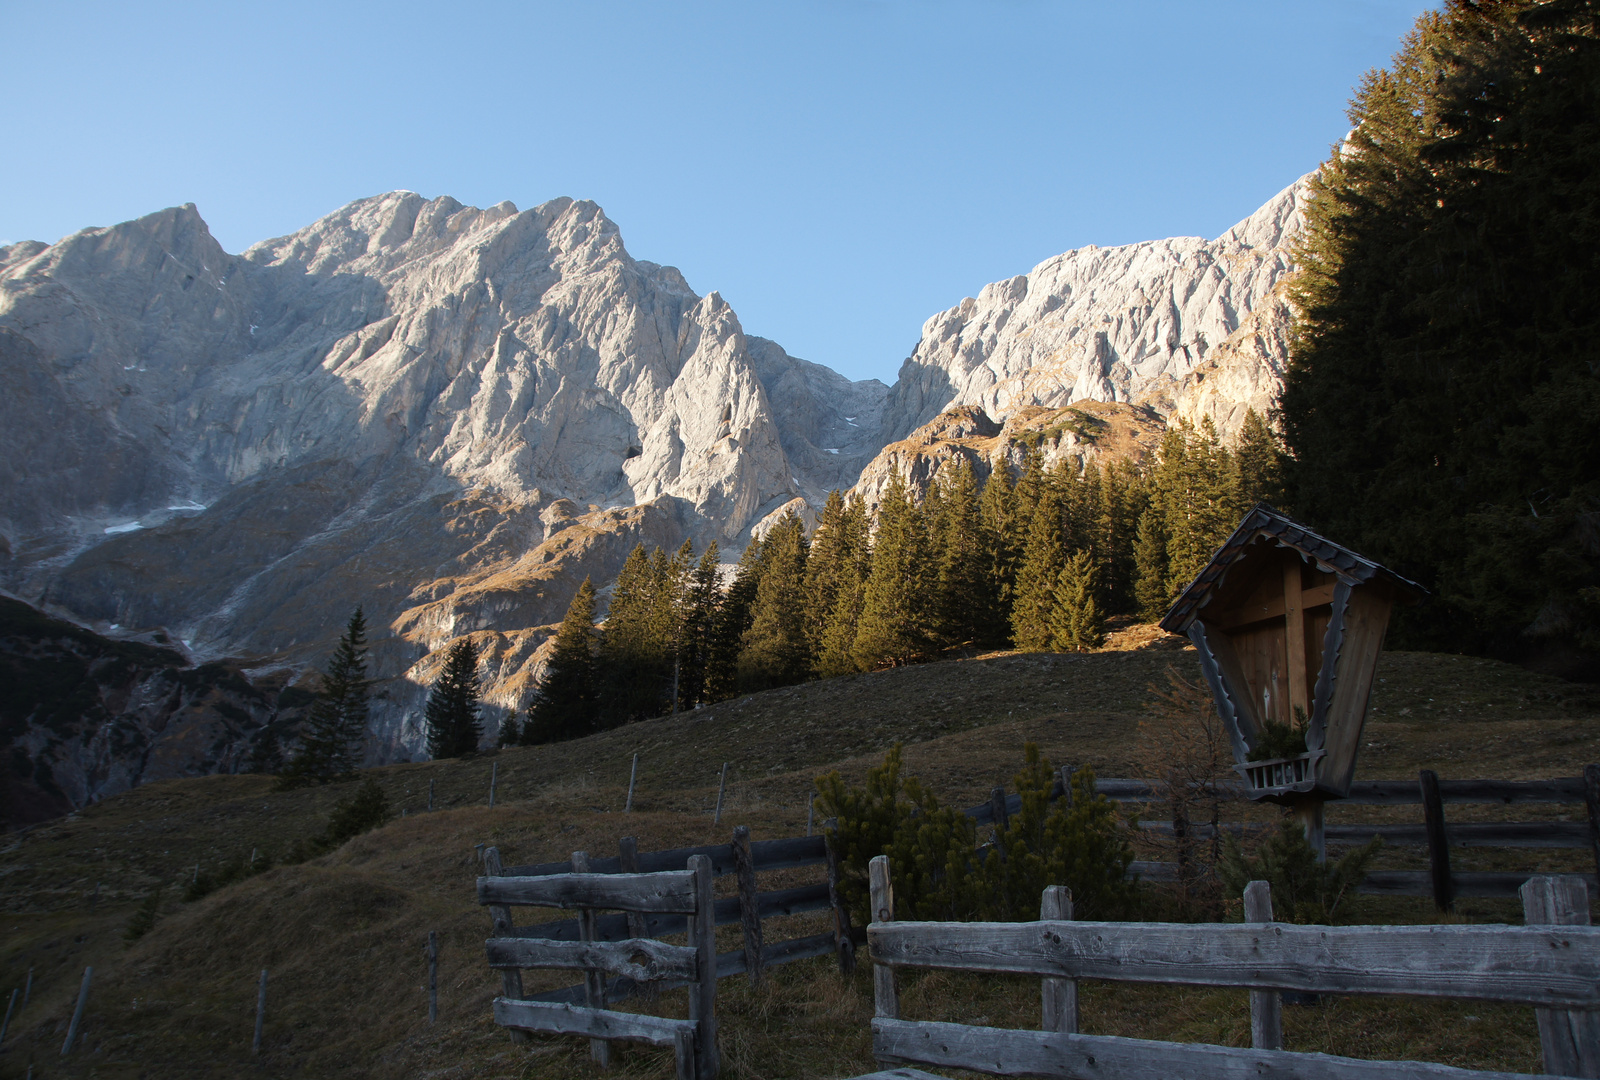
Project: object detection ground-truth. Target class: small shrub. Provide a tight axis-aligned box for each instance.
[1218,817,1382,924]
[1248,705,1310,761]
[816,742,1135,925]
[124,888,162,943]
[324,777,391,847]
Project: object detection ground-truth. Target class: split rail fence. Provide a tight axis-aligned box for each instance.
[850,855,1600,1080]
[987,765,1600,909]
[477,828,855,1010]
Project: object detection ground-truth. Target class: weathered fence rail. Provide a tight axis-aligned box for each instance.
[850,858,1600,1080]
[1015,766,1600,908]
[481,829,852,1011]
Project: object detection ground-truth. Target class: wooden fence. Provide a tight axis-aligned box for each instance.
[985,765,1600,908]
[852,856,1600,1080]
[484,828,854,1007]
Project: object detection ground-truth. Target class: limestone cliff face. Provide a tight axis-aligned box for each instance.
[877,177,1306,448]
[0,193,884,760]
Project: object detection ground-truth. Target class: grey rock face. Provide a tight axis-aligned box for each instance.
[877,176,1308,445]
[0,193,881,756]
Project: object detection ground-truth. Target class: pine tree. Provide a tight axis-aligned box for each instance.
[677,543,722,710]
[854,474,934,667]
[425,638,482,759]
[1234,409,1284,511]
[1049,549,1105,652]
[805,491,853,655]
[597,545,673,725]
[814,494,872,677]
[1133,503,1170,622]
[1281,2,1600,669]
[281,607,371,784]
[524,578,599,744]
[1010,483,1065,651]
[932,457,990,649]
[739,512,812,691]
[704,539,764,702]
[977,459,1020,646]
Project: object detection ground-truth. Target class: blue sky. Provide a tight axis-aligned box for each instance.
[2,1,1431,383]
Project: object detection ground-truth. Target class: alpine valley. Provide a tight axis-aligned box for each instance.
[0,176,1306,818]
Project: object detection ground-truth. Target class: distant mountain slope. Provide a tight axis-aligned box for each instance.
[0,180,1307,766]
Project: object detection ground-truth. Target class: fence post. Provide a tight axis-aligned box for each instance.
[24,967,32,1006]
[481,847,531,1045]
[0,987,17,1043]
[1243,880,1283,1050]
[1419,769,1453,912]
[732,825,764,985]
[686,853,719,1080]
[1522,875,1600,1078]
[823,826,856,975]
[60,965,91,1056]
[1040,886,1076,1033]
[625,753,639,813]
[428,778,434,812]
[488,761,497,808]
[252,969,267,1056]
[868,855,899,1021]
[990,786,1009,831]
[1584,764,1600,886]
[427,931,438,1024]
[807,793,815,837]
[713,762,729,824]
[571,850,611,1068]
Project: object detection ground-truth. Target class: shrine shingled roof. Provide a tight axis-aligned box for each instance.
[1158,504,1426,634]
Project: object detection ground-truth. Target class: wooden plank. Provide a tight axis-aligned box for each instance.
[502,834,828,879]
[478,869,698,913]
[1284,556,1310,720]
[508,880,832,942]
[618,836,648,941]
[870,855,899,1020]
[687,853,719,1080]
[843,1071,950,1080]
[1189,621,1261,760]
[1039,886,1076,1035]
[1319,584,1392,795]
[1343,777,1587,806]
[1522,876,1600,1078]
[1360,871,1600,898]
[733,825,764,986]
[493,997,692,1047]
[1243,881,1282,1051]
[871,1017,1549,1080]
[481,847,531,1045]
[1586,764,1600,884]
[1206,580,1339,631]
[486,937,698,982]
[866,918,1600,1007]
[571,850,610,1069]
[1421,770,1454,912]
[525,932,843,1007]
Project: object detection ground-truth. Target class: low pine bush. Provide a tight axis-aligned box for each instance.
[816,742,1135,926]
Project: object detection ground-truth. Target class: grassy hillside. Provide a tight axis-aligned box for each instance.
[1,633,1596,1079]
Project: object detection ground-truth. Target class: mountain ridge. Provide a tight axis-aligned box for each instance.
[0,176,1307,788]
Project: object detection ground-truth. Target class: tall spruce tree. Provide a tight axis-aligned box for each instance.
[1281,1,1600,670]
[523,578,599,744]
[1234,409,1284,511]
[1049,550,1105,653]
[977,459,1020,646]
[814,494,871,677]
[739,512,812,691]
[676,543,722,710]
[933,457,991,649]
[854,474,934,667]
[1011,482,1066,651]
[597,545,673,725]
[1133,503,1170,622]
[281,607,370,784]
[704,539,764,702]
[425,638,482,759]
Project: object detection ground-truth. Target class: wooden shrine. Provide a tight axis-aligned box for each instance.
[1160,505,1424,809]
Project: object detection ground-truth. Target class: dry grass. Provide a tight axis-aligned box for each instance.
[1,636,1596,1078]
